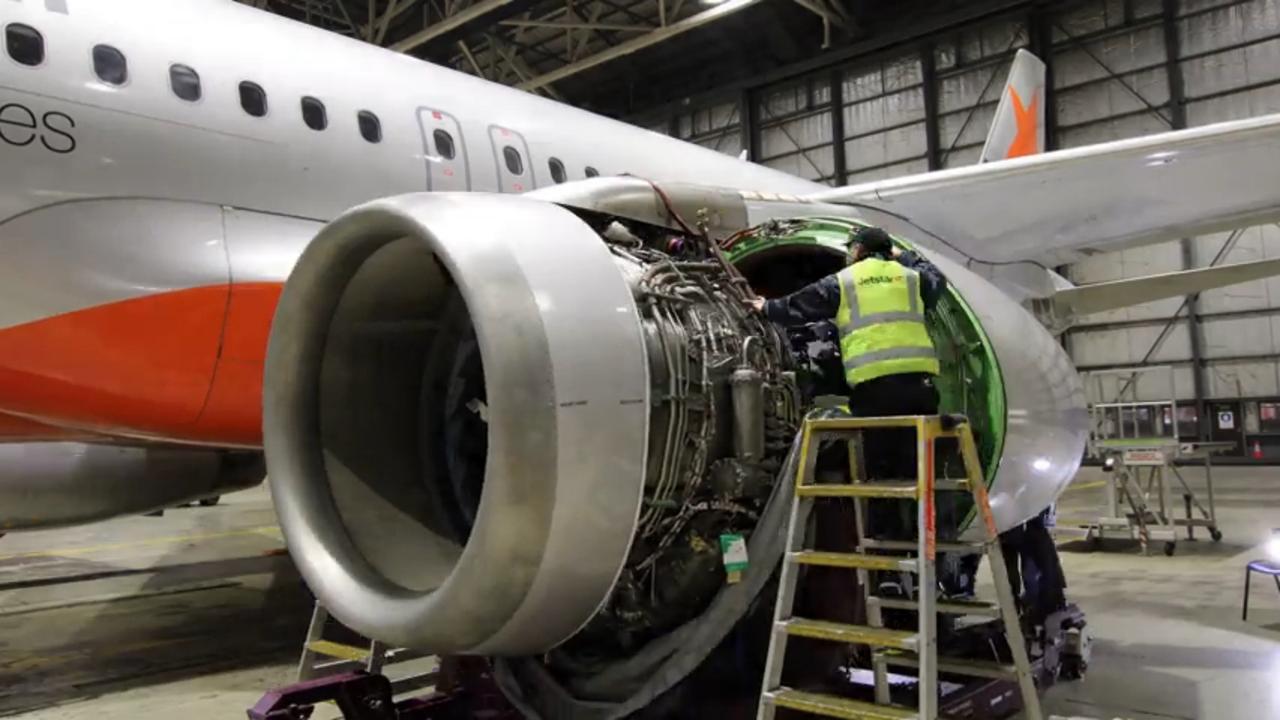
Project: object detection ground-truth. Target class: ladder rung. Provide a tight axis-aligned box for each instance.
[779,618,918,650]
[934,479,971,491]
[876,649,1020,681]
[305,640,370,662]
[791,551,918,572]
[763,688,919,720]
[874,596,1002,617]
[861,538,988,554]
[797,482,918,499]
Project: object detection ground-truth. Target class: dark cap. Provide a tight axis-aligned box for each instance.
[850,226,893,254]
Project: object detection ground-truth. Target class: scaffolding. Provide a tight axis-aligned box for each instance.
[1064,366,1226,556]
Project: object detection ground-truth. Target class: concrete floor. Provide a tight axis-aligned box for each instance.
[0,485,310,717]
[1,469,1278,719]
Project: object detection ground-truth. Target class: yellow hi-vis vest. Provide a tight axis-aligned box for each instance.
[835,257,940,388]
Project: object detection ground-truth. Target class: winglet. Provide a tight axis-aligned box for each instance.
[980,49,1047,163]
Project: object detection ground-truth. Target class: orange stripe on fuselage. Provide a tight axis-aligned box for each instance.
[0,283,282,446]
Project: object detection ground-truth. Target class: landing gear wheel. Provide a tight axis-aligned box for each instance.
[1163,541,1176,556]
[1210,528,1223,542]
[198,496,221,507]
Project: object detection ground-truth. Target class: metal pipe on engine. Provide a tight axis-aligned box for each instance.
[731,363,766,463]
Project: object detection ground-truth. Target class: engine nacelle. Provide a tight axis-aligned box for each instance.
[264,192,797,657]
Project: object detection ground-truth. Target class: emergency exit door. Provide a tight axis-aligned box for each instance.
[416,108,470,191]
[488,124,534,193]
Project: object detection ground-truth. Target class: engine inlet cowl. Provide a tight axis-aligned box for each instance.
[263,193,651,655]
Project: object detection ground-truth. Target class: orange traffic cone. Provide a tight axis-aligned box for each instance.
[1253,440,1264,459]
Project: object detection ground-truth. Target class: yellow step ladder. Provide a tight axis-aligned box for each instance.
[757,414,1042,720]
[297,602,439,696]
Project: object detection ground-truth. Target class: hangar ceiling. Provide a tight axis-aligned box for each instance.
[241,0,980,115]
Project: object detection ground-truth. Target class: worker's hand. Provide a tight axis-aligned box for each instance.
[749,296,766,313]
[891,245,903,258]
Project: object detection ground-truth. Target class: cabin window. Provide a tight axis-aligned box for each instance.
[433,129,456,159]
[585,166,599,178]
[92,45,127,85]
[358,110,381,143]
[170,64,201,102]
[503,146,524,175]
[301,96,327,131]
[548,157,567,184]
[6,24,44,67]
[239,81,267,117]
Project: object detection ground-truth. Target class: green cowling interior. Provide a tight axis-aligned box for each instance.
[725,217,1007,490]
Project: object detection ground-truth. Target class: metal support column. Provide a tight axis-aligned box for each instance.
[742,88,760,164]
[921,42,942,170]
[829,68,847,184]
[1163,0,1209,438]
[1029,7,1057,150]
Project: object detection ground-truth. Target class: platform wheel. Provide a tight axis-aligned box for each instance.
[198,495,221,507]
[1163,541,1176,556]
[1210,528,1223,542]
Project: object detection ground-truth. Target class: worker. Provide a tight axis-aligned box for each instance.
[750,225,947,481]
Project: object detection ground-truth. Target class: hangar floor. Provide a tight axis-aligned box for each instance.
[1,471,1278,720]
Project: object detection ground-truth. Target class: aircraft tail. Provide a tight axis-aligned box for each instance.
[979,49,1047,163]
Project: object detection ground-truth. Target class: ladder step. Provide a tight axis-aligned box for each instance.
[875,596,1002,617]
[779,618,918,650]
[305,640,370,662]
[861,538,988,554]
[791,551,918,572]
[876,649,1020,681]
[797,482,918,499]
[763,688,918,720]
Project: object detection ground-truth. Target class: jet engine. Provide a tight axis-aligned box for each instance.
[262,182,1087,713]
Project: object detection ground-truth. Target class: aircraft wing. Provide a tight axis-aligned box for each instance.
[810,112,1280,268]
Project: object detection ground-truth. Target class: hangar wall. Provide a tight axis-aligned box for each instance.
[634,0,1280,459]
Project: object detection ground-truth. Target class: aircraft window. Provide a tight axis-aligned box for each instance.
[358,110,381,143]
[92,45,127,85]
[239,81,267,117]
[585,166,599,178]
[503,146,524,175]
[548,157,567,184]
[5,24,44,67]
[301,96,327,131]
[433,129,455,159]
[170,64,201,102]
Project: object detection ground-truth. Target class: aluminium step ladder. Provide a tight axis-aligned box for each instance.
[757,414,1042,720]
[297,601,440,696]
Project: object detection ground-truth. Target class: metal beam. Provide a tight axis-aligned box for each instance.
[457,39,485,77]
[392,0,516,52]
[517,0,766,91]
[499,18,650,32]
[374,0,407,45]
[790,0,845,27]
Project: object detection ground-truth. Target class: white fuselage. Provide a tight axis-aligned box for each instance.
[1,0,821,227]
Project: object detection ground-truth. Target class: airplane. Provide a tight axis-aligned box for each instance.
[2,0,1277,536]
[6,0,1280,713]
[0,0,1276,527]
